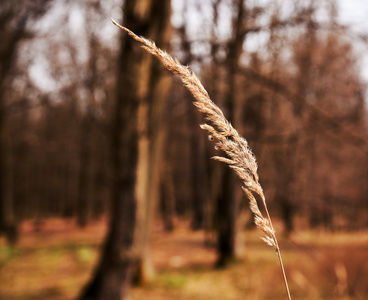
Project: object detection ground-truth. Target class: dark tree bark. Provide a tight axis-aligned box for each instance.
[0,0,52,244]
[78,0,171,298]
[0,66,7,239]
[78,13,139,300]
[76,116,90,227]
[214,0,246,268]
[188,109,207,230]
[0,7,26,245]
[132,0,172,284]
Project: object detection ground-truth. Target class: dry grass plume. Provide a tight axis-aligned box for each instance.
[112,18,292,300]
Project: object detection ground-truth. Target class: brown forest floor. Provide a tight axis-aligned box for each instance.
[0,218,368,300]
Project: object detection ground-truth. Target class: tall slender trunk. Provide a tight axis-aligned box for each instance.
[189,110,206,230]
[0,20,25,245]
[133,0,172,283]
[77,117,90,227]
[78,0,171,298]
[215,0,246,267]
[0,92,8,233]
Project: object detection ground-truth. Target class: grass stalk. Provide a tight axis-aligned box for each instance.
[112,18,292,300]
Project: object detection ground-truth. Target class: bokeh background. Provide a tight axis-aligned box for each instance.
[0,0,368,299]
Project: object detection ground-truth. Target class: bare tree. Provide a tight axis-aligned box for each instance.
[0,0,52,245]
[78,0,171,298]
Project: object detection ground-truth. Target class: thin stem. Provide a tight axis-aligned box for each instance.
[263,194,292,300]
[276,249,292,300]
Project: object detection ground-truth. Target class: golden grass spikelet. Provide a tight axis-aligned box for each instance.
[112,18,291,300]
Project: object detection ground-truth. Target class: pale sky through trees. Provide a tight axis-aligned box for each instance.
[338,0,368,30]
[338,0,368,82]
[28,0,368,96]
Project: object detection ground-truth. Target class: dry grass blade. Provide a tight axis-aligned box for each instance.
[112,18,292,300]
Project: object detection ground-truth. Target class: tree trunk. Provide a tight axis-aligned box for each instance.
[189,110,207,230]
[215,167,237,267]
[78,0,171,298]
[0,83,5,233]
[133,0,172,284]
[0,4,27,245]
[214,0,246,267]
[77,117,90,227]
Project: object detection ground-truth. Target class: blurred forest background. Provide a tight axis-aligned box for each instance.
[1,0,368,299]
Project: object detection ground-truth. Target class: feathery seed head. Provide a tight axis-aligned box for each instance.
[112,19,291,300]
